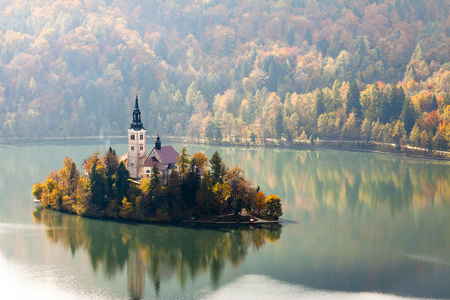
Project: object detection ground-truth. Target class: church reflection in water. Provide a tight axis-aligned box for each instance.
[32,208,282,299]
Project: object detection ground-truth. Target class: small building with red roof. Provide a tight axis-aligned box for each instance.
[143,135,179,183]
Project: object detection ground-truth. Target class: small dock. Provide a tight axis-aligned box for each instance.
[182,213,281,225]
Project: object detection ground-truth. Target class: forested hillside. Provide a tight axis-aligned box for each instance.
[0,0,449,149]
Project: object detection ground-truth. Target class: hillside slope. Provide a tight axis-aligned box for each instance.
[0,0,449,149]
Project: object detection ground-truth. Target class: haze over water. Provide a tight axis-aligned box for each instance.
[0,142,449,299]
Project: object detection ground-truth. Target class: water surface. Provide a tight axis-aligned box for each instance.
[0,142,448,299]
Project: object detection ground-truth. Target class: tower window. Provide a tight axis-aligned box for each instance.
[140,134,144,140]
[131,134,135,140]
[140,146,143,150]
[131,146,134,151]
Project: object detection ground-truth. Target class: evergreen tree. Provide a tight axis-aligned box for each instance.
[315,89,325,118]
[68,162,79,195]
[116,162,130,199]
[331,79,342,111]
[257,30,265,45]
[275,105,284,140]
[250,132,257,143]
[214,126,222,141]
[153,34,168,61]
[205,121,215,140]
[286,24,295,46]
[149,165,161,194]
[401,97,416,134]
[268,63,278,91]
[103,147,119,177]
[89,159,107,210]
[209,151,226,185]
[196,171,215,215]
[431,95,438,111]
[379,93,392,124]
[407,64,416,80]
[358,36,367,58]
[390,85,405,120]
[176,147,191,177]
[305,27,312,45]
[346,80,362,119]
[443,94,450,108]
[181,158,201,207]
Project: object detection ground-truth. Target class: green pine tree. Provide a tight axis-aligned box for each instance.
[346,80,362,119]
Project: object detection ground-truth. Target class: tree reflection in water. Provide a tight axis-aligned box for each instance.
[32,208,282,299]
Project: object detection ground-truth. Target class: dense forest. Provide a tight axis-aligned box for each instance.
[1,0,449,149]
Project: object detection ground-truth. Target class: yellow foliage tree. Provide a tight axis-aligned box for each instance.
[264,195,283,220]
[119,197,133,219]
[192,152,209,171]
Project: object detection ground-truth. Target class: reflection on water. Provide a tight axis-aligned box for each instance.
[1,143,449,299]
[217,147,450,213]
[32,208,282,299]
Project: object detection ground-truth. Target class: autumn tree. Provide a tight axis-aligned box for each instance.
[59,157,79,212]
[391,120,407,147]
[224,166,255,217]
[192,152,208,171]
[264,195,283,220]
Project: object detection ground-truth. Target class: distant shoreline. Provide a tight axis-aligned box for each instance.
[3,135,449,161]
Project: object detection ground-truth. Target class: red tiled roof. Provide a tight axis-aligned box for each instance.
[155,145,179,165]
[143,156,156,167]
[143,157,168,170]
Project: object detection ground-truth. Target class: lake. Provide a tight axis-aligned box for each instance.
[0,142,449,299]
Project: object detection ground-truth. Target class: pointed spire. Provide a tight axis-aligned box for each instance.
[134,93,139,110]
[130,93,144,130]
[155,134,161,150]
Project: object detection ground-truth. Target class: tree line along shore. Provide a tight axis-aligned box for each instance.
[32,147,283,223]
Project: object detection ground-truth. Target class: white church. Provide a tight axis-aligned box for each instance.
[120,94,179,182]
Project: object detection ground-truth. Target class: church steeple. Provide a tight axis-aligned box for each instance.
[155,134,161,150]
[130,93,144,130]
[127,93,146,179]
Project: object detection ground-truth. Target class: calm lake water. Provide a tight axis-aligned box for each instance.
[0,142,449,299]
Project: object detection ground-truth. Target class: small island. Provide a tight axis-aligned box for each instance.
[33,94,283,224]
[32,147,282,223]
[32,94,282,224]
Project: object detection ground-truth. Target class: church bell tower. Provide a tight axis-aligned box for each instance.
[127,93,146,179]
